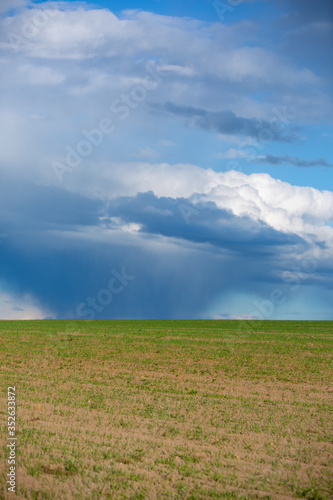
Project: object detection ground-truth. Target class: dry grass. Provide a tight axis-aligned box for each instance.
[0,320,332,499]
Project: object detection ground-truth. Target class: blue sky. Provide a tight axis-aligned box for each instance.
[0,0,332,319]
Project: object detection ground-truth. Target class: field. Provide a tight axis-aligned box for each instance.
[0,320,333,499]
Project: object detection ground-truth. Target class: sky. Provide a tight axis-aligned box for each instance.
[0,0,332,320]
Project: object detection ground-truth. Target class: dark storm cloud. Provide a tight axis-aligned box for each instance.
[257,154,333,168]
[0,178,308,319]
[107,191,306,253]
[162,102,301,142]
[281,0,333,23]
[251,0,333,21]
[272,0,333,79]
[0,230,249,320]
[0,176,104,230]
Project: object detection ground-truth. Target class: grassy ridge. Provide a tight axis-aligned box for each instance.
[1,320,333,499]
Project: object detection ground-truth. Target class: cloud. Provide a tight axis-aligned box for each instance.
[0,176,104,229]
[156,64,196,77]
[258,0,333,81]
[0,0,329,153]
[63,161,333,234]
[0,163,332,320]
[190,170,333,233]
[215,149,252,159]
[251,0,333,23]
[19,64,66,85]
[133,147,161,160]
[0,5,320,86]
[160,139,176,147]
[0,0,28,14]
[280,0,333,23]
[257,154,333,168]
[0,290,52,320]
[1,167,332,320]
[106,191,306,252]
[162,102,302,142]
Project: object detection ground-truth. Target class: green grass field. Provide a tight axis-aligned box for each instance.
[1,320,333,499]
